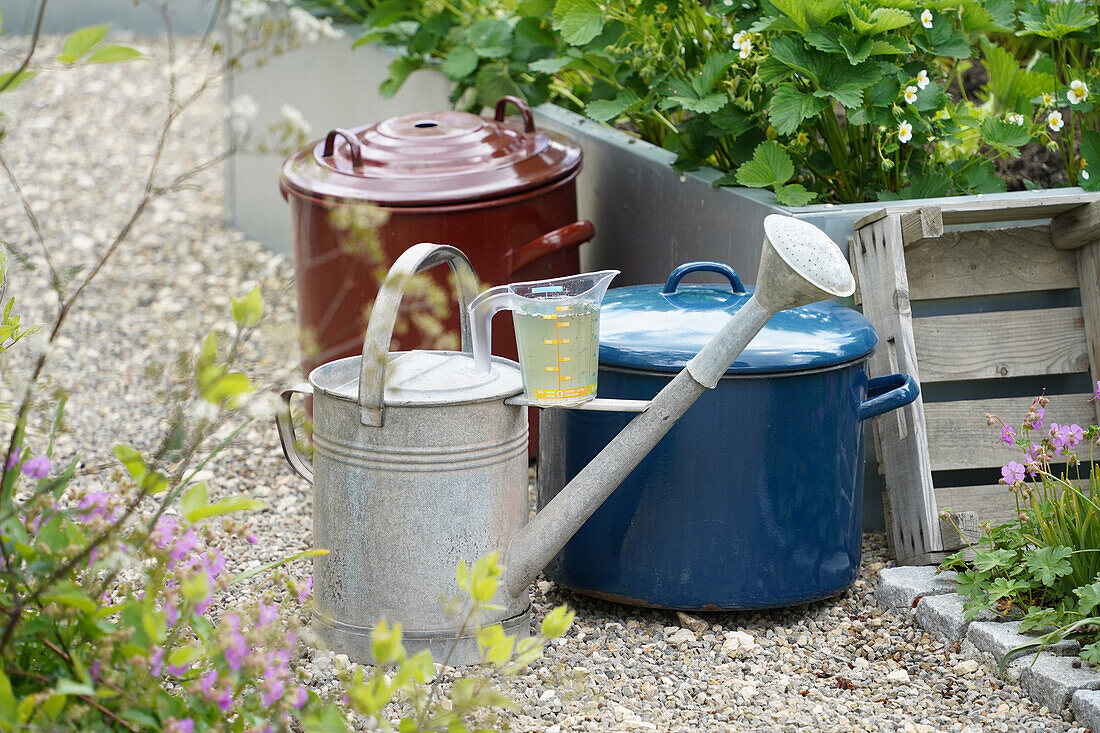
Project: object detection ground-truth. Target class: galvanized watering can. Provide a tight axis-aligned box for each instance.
[276,215,859,665]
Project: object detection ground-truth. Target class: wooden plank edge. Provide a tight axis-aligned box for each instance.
[899,207,943,249]
[854,206,943,236]
[896,549,974,567]
[940,511,980,553]
[1051,200,1100,251]
[854,194,1100,230]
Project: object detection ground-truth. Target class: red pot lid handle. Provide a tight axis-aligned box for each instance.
[494,96,536,133]
[321,128,363,169]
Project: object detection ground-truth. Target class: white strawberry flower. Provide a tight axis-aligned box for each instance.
[739,38,752,59]
[916,70,930,90]
[898,120,913,143]
[1068,80,1089,105]
[921,9,933,28]
[1042,92,1055,107]
[1007,113,1025,126]
[732,30,747,46]
[1047,110,1064,132]
[904,86,918,104]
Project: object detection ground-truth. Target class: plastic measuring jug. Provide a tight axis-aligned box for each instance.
[470,270,619,407]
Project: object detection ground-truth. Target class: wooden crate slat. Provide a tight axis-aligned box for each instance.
[940,201,1088,226]
[852,199,1100,564]
[911,307,1089,382]
[904,226,1077,301]
[1051,200,1100,251]
[852,214,942,561]
[856,195,1097,229]
[1076,240,1100,425]
[935,484,1022,528]
[924,393,1096,472]
[936,479,1087,530]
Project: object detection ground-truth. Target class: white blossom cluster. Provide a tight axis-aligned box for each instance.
[225,0,343,45]
[227,94,260,138]
[224,0,274,34]
[227,94,313,154]
[287,6,344,44]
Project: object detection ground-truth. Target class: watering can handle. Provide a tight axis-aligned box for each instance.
[276,384,314,484]
[662,262,746,294]
[358,243,481,427]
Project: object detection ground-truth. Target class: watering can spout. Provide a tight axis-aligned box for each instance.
[501,214,856,598]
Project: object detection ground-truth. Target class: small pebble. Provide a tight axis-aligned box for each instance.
[953,660,980,675]
[675,611,708,633]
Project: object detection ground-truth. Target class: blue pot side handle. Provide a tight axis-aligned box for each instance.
[858,373,919,421]
[662,261,746,294]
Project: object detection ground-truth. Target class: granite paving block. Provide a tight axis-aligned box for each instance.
[1021,654,1100,712]
[967,621,1079,664]
[915,593,994,642]
[877,566,958,610]
[1073,689,1100,731]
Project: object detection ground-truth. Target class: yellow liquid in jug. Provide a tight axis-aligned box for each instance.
[513,304,599,406]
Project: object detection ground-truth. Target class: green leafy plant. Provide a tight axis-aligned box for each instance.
[1009,0,1098,189]
[306,552,575,732]
[0,251,39,356]
[303,0,1099,203]
[2,8,571,729]
[941,391,1100,664]
[0,268,343,728]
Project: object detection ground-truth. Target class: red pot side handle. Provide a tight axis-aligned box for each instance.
[508,220,596,274]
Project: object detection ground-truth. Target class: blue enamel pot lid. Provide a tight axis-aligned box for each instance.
[598,262,878,375]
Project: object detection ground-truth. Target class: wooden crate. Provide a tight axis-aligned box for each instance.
[850,193,1100,564]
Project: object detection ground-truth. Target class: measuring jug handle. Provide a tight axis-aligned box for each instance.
[359,243,480,427]
[276,384,314,484]
[468,286,514,377]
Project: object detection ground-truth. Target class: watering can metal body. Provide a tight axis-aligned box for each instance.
[277,216,869,666]
[277,245,533,664]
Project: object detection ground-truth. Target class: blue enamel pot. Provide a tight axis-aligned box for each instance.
[537,262,918,610]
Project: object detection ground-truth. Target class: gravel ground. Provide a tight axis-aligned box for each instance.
[0,34,1087,732]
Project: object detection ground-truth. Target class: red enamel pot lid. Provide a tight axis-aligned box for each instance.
[279,97,582,207]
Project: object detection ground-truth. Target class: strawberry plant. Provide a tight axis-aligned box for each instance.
[304,0,1099,203]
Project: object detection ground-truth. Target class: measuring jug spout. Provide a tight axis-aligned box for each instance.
[469,269,620,405]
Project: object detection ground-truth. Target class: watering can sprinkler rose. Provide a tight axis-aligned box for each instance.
[276,215,860,665]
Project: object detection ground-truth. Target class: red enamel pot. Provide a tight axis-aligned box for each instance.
[280,97,592,456]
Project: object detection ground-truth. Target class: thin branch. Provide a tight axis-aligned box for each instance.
[0,149,61,298]
[0,1,242,661]
[0,0,47,94]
